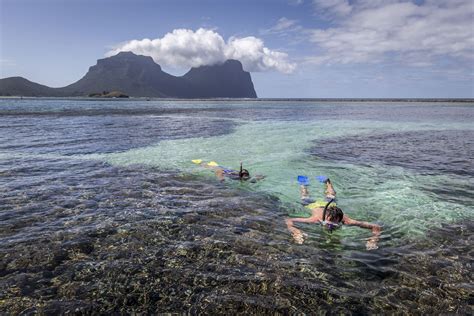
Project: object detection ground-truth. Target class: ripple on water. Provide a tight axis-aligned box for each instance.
[0,115,237,155]
[310,130,474,177]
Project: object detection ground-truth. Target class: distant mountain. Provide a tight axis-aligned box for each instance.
[61,52,187,97]
[0,52,257,98]
[183,60,257,98]
[0,77,64,97]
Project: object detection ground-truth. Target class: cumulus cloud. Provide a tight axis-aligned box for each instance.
[107,28,296,74]
[308,0,474,66]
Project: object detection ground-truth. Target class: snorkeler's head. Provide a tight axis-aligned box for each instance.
[239,162,250,180]
[323,206,344,232]
[326,206,344,223]
[239,168,250,180]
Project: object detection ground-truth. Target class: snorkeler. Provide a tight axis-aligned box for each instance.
[193,160,265,182]
[285,177,381,250]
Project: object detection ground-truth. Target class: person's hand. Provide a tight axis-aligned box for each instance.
[366,237,379,250]
[367,224,381,250]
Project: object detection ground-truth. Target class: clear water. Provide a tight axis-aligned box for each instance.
[0,99,472,313]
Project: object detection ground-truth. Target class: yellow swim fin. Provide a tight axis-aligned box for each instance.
[207,161,219,167]
[192,159,202,164]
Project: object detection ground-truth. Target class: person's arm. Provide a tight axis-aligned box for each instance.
[285,216,319,244]
[343,215,381,250]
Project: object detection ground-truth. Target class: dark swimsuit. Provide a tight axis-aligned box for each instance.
[222,169,242,180]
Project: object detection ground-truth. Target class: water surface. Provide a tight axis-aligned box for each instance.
[0,99,472,313]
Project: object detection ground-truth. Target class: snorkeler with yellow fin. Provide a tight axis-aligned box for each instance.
[192,159,265,182]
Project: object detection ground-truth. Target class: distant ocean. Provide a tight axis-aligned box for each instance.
[1,98,472,314]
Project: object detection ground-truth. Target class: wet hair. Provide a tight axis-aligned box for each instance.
[326,206,344,223]
[239,168,250,179]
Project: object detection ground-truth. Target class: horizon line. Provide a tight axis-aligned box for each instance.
[1,96,473,103]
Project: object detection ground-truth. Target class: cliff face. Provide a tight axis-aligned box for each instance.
[0,52,257,98]
[183,60,257,98]
[61,52,185,97]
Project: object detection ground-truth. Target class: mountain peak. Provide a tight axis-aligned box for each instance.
[97,51,158,68]
[116,51,138,57]
[187,59,244,72]
[221,59,244,70]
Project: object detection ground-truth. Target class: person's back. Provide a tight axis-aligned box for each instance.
[195,160,265,182]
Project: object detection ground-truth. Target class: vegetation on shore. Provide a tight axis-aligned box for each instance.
[88,91,129,98]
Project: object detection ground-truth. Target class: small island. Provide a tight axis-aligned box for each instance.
[88,90,129,98]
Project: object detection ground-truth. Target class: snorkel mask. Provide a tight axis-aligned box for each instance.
[321,220,341,232]
[322,199,342,232]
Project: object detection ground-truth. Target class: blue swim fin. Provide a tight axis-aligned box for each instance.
[316,175,328,183]
[297,175,310,186]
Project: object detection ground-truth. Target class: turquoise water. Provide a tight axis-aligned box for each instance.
[97,114,473,240]
[0,99,472,313]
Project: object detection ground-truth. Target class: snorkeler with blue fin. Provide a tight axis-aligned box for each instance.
[286,176,381,250]
[192,160,265,183]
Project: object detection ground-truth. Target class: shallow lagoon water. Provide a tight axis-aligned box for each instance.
[0,99,472,313]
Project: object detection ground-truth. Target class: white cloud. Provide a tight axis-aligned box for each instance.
[260,17,301,36]
[273,17,298,32]
[313,0,352,17]
[308,0,474,66]
[107,28,296,74]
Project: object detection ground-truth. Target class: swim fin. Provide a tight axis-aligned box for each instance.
[297,175,310,186]
[316,176,328,183]
[192,159,202,164]
[207,161,219,167]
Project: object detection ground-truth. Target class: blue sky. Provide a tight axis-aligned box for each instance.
[1,0,473,98]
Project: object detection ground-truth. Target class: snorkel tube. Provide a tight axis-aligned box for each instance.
[238,162,250,181]
[238,162,243,179]
[239,162,244,180]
